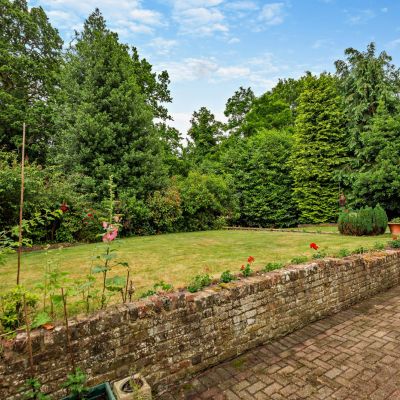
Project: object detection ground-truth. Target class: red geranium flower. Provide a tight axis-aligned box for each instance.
[247,256,255,263]
[310,243,319,250]
[241,265,245,270]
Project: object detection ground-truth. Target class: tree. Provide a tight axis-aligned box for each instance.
[52,9,165,199]
[291,74,348,223]
[131,47,172,121]
[241,92,292,136]
[224,86,255,134]
[335,43,400,156]
[187,107,223,161]
[222,129,297,227]
[0,0,63,162]
[350,100,400,216]
[156,123,188,176]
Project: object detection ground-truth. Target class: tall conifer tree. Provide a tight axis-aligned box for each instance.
[53,9,165,199]
[291,74,348,223]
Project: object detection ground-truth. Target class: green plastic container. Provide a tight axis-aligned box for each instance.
[62,382,116,400]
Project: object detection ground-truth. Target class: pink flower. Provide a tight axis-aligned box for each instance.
[102,221,108,229]
[102,227,118,243]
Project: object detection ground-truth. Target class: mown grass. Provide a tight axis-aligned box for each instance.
[0,230,392,297]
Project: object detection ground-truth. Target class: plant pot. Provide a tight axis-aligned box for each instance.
[388,223,400,237]
[112,374,152,400]
[62,382,116,400]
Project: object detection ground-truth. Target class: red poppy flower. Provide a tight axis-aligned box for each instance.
[241,265,245,270]
[310,243,319,250]
[247,256,255,263]
[60,201,69,213]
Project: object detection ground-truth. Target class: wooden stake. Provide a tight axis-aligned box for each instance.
[17,122,26,285]
[23,295,34,378]
[62,288,75,370]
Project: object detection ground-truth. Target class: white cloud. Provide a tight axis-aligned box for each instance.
[381,7,388,13]
[129,9,163,26]
[149,37,178,55]
[227,37,240,44]
[225,1,258,11]
[259,3,286,26]
[157,52,287,91]
[171,0,229,36]
[345,9,375,25]
[34,0,164,37]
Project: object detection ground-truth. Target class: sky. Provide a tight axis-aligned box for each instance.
[28,0,400,134]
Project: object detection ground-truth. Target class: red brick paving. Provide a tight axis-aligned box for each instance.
[160,285,400,399]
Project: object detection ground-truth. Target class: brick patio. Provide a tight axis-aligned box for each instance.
[162,285,400,400]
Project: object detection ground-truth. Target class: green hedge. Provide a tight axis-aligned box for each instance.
[338,205,388,236]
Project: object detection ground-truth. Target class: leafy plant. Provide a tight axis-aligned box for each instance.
[373,242,385,251]
[220,270,235,283]
[312,250,327,259]
[240,256,255,277]
[62,367,89,400]
[337,248,350,257]
[92,177,130,308]
[22,378,51,400]
[0,286,38,332]
[187,274,212,293]
[140,281,174,298]
[352,246,368,254]
[263,262,283,272]
[390,217,400,223]
[389,239,400,249]
[290,256,308,264]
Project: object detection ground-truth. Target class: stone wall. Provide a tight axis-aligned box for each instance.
[2,250,400,399]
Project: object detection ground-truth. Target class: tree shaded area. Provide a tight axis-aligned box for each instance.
[1,1,400,242]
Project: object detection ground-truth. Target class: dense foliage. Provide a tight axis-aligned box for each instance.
[338,205,388,236]
[291,74,348,223]
[1,0,399,243]
[222,130,297,227]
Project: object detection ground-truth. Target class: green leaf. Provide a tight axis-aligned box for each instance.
[31,312,51,329]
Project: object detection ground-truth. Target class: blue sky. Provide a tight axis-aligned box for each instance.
[29,0,400,133]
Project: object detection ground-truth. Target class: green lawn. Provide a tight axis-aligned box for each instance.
[0,230,392,297]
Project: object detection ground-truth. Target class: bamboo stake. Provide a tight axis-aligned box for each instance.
[17,122,26,285]
[61,288,75,370]
[23,295,34,378]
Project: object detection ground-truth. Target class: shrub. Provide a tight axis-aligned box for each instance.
[148,184,182,233]
[187,274,212,293]
[0,286,38,332]
[177,172,238,232]
[140,281,174,298]
[220,270,235,283]
[338,205,388,236]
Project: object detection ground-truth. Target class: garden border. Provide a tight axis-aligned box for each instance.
[1,250,400,399]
